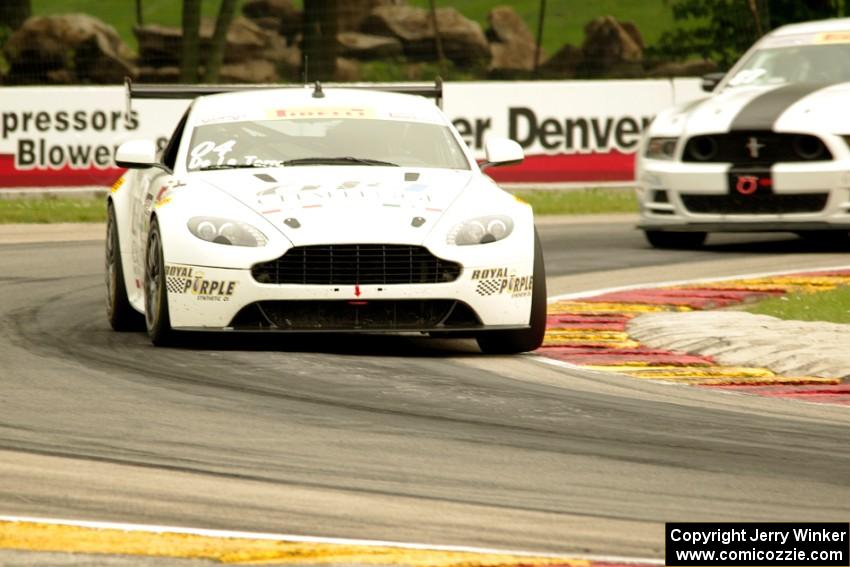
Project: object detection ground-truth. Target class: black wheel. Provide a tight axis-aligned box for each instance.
[644,230,706,249]
[145,218,175,346]
[106,201,145,331]
[476,230,547,354]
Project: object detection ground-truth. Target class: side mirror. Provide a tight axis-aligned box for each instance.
[701,72,726,92]
[481,137,524,170]
[115,139,157,169]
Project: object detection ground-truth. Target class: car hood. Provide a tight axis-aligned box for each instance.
[652,82,850,135]
[195,166,475,246]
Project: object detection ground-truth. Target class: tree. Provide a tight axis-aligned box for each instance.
[203,0,238,82]
[0,0,31,30]
[180,0,202,83]
[652,0,840,69]
[302,0,338,82]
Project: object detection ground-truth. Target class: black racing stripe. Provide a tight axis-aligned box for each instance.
[729,82,833,131]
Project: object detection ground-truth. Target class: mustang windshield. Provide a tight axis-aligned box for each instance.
[186,117,470,171]
[726,41,850,88]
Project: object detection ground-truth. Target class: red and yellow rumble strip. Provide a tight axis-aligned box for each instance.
[0,519,654,567]
[537,270,850,406]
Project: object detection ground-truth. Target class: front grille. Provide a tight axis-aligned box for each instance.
[681,193,829,214]
[252,244,462,285]
[229,300,482,331]
[682,132,832,164]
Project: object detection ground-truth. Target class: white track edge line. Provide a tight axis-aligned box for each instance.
[546,263,850,303]
[0,515,661,564]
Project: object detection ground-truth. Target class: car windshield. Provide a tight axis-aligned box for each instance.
[725,42,850,88]
[186,117,470,171]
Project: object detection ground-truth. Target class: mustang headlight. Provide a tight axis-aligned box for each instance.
[187,217,267,247]
[447,215,514,246]
[644,137,679,160]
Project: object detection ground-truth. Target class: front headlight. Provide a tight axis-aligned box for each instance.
[187,217,268,247]
[447,215,514,246]
[644,137,679,160]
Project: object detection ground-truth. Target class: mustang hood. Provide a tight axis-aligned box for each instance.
[655,82,850,135]
[196,167,474,246]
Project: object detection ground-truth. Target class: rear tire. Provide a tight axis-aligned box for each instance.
[476,230,547,354]
[145,218,175,346]
[105,202,144,331]
[644,230,706,249]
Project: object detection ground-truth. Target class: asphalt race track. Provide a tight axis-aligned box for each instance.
[2,218,850,558]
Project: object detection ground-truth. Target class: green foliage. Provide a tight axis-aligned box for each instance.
[0,25,11,78]
[652,0,841,69]
[745,285,850,324]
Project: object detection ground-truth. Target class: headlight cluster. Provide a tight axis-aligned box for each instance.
[447,215,514,246]
[644,137,679,160]
[187,217,267,247]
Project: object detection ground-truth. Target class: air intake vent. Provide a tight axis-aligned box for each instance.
[252,244,462,285]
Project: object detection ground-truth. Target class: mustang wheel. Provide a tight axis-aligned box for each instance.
[145,218,174,346]
[476,230,547,354]
[644,230,706,250]
[106,202,144,331]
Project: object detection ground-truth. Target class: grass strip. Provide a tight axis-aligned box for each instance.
[0,189,638,223]
[0,197,106,223]
[514,188,638,215]
[744,285,850,324]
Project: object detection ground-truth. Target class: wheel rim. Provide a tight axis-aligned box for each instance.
[145,229,162,330]
[105,209,117,316]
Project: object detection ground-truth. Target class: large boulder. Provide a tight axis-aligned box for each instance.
[3,14,135,84]
[538,43,582,78]
[581,16,643,76]
[241,0,301,40]
[135,16,273,67]
[337,31,402,59]
[220,59,279,83]
[361,5,490,66]
[486,6,539,73]
[648,59,717,78]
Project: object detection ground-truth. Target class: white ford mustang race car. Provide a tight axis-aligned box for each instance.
[107,80,546,353]
[637,18,850,248]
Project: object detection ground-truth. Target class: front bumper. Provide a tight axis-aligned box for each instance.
[163,261,535,331]
[637,158,850,232]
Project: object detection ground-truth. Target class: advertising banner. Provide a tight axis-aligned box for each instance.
[0,79,702,189]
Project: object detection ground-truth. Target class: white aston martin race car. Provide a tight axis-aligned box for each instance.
[637,18,850,248]
[107,80,546,353]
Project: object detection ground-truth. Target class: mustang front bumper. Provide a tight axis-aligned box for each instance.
[637,159,850,232]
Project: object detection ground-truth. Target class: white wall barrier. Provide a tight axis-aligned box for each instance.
[0,79,703,190]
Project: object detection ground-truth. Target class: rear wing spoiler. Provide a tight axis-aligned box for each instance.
[124,77,443,114]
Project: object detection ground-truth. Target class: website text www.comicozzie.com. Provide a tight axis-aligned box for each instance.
[673,548,844,564]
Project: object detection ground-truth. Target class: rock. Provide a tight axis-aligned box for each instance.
[649,59,718,77]
[337,31,402,59]
[3,14,136,84]
[137,65,180,83]
[135,16,273,67]
[538,43,582,78]
[334,57,361,81]
[581,15,643,76]
[242,0,301,40]
[486,6,539,73]
[220,59,278,83]
[361,5,490,66]
[338,0,400,32]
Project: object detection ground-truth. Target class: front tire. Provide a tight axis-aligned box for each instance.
[145,218,175,346]
[106,201,144,331]
[644,230,706,249]
[476,230,547,354]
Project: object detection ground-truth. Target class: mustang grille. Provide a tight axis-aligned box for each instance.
[252,244,462,285]
[681,193,829,214]
[682,132,832,164]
